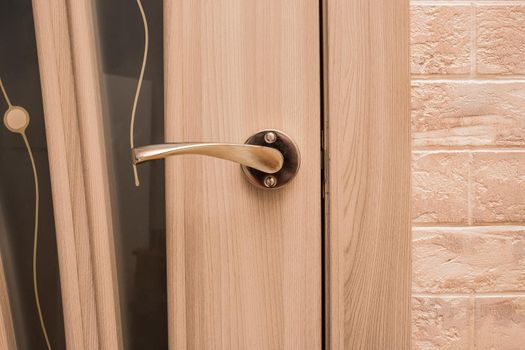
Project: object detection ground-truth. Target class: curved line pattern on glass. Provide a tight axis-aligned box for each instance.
[1,76,52,350]
[130,0,150,187]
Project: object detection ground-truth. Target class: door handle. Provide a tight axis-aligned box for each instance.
[132,143,283,173]
[132,129,300,189]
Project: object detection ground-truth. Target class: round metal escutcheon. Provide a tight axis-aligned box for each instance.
[241,129,300,190]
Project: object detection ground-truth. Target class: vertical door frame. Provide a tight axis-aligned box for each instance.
[324,0,412,348]
[32,0,122,348]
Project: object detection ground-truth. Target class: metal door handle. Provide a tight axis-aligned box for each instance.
[132,143,283,173]
[131,129,300,189]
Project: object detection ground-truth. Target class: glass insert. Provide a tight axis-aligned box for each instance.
[94,0,168,349]
[0,1,66,349]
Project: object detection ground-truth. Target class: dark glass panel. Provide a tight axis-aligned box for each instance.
[0,1,66,349]
[94,1,168,349]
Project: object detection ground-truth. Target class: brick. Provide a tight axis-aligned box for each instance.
[412,297,473,350]
[412,82,525,147]
[412,152,470,224]
[411,6,472,75]
[474,297,525,349]
[472,152,525,224]
[477,6,525,75]
[413,227,525,293]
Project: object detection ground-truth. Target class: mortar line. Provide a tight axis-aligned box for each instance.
[467,152,473,225]
[412,149,525,154]
[412,78,525,83]
[411,1,525,5]
[471,295,476,350]
[412,224,525,231]
[413,292,525,298]
[470,3,477,78]
[413,146,525,151]
[413,222,525,227]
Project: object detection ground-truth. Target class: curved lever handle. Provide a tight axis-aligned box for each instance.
[132,143,284,174]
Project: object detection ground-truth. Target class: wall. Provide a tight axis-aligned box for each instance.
[411,1,525,349]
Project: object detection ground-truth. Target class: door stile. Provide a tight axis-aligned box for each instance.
[66,0,123,348]
[32,0,123,348]
[32,0,99,348]
[0,251,16,350]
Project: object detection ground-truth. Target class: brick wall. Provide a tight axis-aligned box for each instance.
[411,1,525,349]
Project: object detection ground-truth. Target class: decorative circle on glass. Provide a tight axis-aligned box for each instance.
[4,106,30,134]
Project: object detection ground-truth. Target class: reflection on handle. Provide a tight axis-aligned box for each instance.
[132,143,284,174]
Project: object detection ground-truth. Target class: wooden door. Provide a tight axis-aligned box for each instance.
[164,1,322,348]
[12,0,411,349]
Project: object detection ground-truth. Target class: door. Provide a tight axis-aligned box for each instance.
[1,0,410,349]
[30,0,322,348]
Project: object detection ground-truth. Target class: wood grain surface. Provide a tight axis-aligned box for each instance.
[32,0,122,348]
[164,1,322,348]
[32,0,99,348]
[0,252,16,350]
[324,0,412,348]
[66,0,122,348]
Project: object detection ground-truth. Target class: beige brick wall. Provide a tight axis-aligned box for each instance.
[411,1,525,349]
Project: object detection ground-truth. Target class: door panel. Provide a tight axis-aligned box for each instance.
[164,1,321,348]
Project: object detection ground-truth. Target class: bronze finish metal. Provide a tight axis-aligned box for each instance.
[241,130,300,189]
[131,129,300,189]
